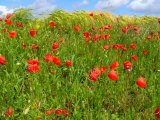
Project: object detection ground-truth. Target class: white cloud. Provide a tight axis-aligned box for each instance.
[74,0,89,8]
[29,0,57,15]
[0,0,57,17]
[0,5,14,16]
[95,0,128,10]
[128,0,160,14]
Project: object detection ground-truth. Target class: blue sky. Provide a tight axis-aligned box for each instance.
[0,0,160,16]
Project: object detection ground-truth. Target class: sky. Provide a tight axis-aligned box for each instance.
[0,0,160,16]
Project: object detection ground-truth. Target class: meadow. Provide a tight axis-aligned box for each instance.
[0,9,160,120]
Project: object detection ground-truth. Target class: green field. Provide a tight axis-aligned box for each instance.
[0,9,160,120]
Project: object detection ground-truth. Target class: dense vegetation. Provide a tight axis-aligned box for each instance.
[0,9,160,120]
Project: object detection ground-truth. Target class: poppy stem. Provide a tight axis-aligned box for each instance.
[124,72,131,114]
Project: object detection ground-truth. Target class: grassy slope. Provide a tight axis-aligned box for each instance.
[0,10,160,119]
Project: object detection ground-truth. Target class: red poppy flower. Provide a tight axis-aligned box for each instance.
[50,21,55,27]
[105,34,110,39]
[6,13,13,19]
[154,106,160,119]
[65,60,72,67]
[130,43,136,49]
[99,27,104,32]
[108,70,118,81]
[136,77,146,88]
[131,55,138,61]
[143,50,147,55]
[5,108,13,117]
[99,34,104,40]
[122,47,127,52]
[5,19,12,25]
[52,41,59,49]
[52,56,61,66]
[16,22,23,27]
[62,109,68,114]
[28,59,39,65]
[27,64,40,72]
[113,44,119,50]
[89,67,101,82]
[119,44,124,49]
[110,61,119,70]
[55,109,62,115]
[85,37,90,42]
[44,53,53,62]
[124,61,132,71]
[104,24,112,30]
[62,109,69,117]
[22,43,27,49]
[122,27,128,33]
[0,18,2,21]
[128,24,133,27]
[89,71,98,82]
[0,55,6,65]
[134,27,138,31]
[100,66,106,74]
[74,25,80,31]
[92,34,99,42]
[31,44,38,50]
[9,31,16,38]
[83,31,90,38]
[59,38,64,42]
[103,45,109,50]
[93,67,101,75]
[89,12,93,16]
[45,110,51,115]
[147,36,151,40]
[64,112,69,117]
[30,29,36,37]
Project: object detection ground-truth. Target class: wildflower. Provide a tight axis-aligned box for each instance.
[65,60,72,67]
[108,70,118,81]
[30,29,36,37]
[55,109,62,115]
[154,106,160,119]
[27,64,40,72]
[45,110,51,115]
[74,25,80,31]
[124,61,132,71]
[110,61,119,70]
[50,21,55,27]
[9,31,16,38]
[131,55,138,61]
[130,43,136,49]
[143,50,148,55]
[44,53,53,62]
[0,55,6,65]
[31,44,38,50]
[136,77,146,88]
[5,108,13,117]
[52,41,59,49]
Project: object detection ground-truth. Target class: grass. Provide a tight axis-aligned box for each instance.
[0,9,160,120]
